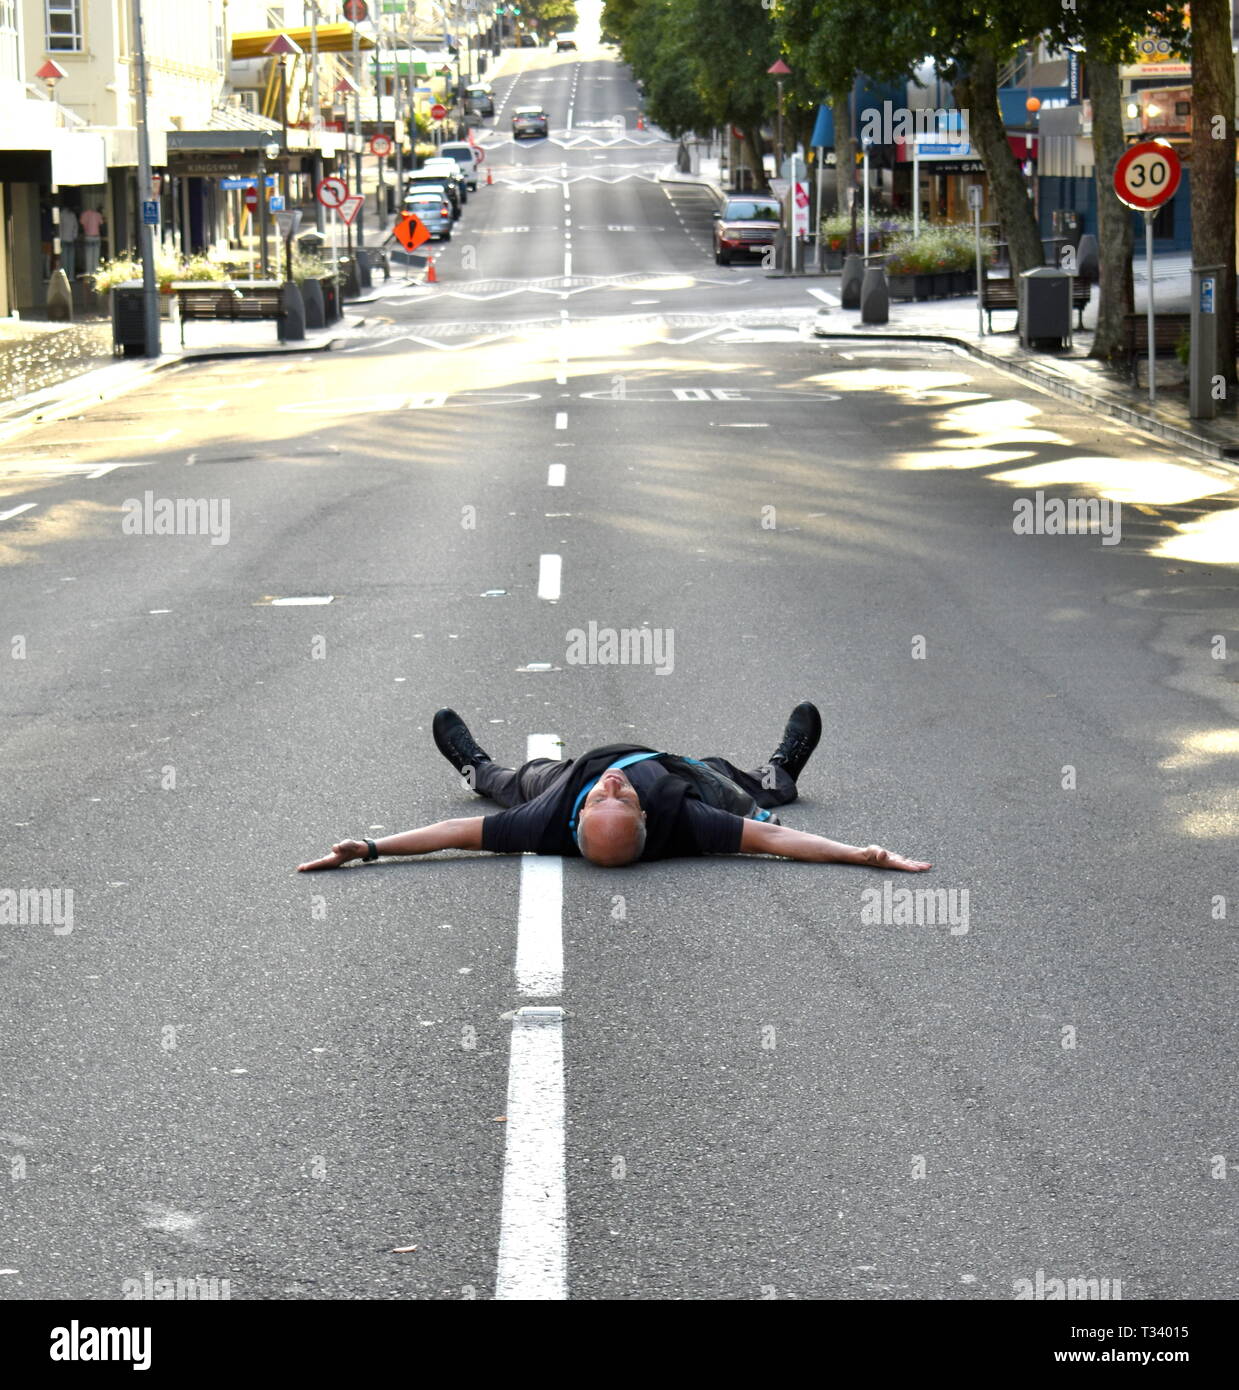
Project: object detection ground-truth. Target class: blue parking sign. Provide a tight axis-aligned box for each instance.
[142,200,159,225]
[1200,277,1215,314]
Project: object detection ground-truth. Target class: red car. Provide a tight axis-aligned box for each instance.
[713,195,781,265]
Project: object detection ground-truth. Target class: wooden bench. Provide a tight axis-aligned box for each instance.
[172,281,285,346]
[1121,311,1239,385]
[981,276,1091,333]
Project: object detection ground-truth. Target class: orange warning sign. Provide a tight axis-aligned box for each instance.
[393,212,431,250]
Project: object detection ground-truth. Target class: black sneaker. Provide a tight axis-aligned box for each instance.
[432,708,492,777]
[767,701,822,781]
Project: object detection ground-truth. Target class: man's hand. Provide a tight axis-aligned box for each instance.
[297,839,370,872]
[859,845,933,873]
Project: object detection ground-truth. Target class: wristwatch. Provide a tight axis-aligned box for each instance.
[363,839,379,862]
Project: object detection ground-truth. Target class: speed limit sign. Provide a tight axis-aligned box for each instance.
[370,133,393,157]
[1113,140,1182,210]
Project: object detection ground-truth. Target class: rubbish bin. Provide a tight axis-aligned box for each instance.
[111,281,147,356]
[322,274,340,324]
[1019,266,1072,349]
[296,230,326,258]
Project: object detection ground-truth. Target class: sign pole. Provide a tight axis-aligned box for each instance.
[1145,210,1156,406]
[974,191,983,337]
[912,140,919,238]
[814,144,823,272]
[862,145,870,258]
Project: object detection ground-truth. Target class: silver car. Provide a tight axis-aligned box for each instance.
[402,191,453,241]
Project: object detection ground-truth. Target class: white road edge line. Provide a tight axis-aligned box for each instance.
[537,553,562,600]
[495,733,566,1301]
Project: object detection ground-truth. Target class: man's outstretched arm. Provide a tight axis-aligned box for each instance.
[297,818,485,871]
[739,820,931,871]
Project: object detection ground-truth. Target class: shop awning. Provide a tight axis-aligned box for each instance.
[231,24,375,60]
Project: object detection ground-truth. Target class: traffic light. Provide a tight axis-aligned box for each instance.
[495,4,506,12]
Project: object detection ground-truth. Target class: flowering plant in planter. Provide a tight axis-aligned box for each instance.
[92,250,228,295]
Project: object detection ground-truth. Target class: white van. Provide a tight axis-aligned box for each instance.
[437,141,483,191]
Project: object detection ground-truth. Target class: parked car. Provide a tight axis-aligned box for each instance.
[464,85,494,117]
[519,33,539,47]
[438,141,482,190]
[712,195,781,264]
[554,33,577,51]
[402,190,453,241]
[421,157,470,205]
[406,173,461,219]
[512,105,548,138]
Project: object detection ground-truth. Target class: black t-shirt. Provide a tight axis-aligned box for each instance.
[480,753,744,859]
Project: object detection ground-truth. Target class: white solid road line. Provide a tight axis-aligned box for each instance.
[547,464,566,486]
[537,553,562,600]
[0,502,37,521]
[495,733,567,1301]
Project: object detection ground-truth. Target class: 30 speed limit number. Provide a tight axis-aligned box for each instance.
[1113,141,1182,210]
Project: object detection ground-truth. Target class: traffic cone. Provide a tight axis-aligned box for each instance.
[637,114,645,131]
[486,167,493,186]
[426,256,438,284]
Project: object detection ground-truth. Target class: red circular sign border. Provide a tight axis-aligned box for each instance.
[1113,141,1182,211]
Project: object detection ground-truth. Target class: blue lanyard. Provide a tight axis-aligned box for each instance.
[568,751,662,839]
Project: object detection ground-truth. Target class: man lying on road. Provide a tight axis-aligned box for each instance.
[297,702,931,873]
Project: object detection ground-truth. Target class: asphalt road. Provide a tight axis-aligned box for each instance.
[2,40,1238,1304]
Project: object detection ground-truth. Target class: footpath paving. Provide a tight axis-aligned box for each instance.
[660,162,1239,466]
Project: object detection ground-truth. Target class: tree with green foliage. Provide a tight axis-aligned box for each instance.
[604,0,778,186]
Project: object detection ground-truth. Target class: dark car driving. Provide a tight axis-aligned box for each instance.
[712,195,782,265]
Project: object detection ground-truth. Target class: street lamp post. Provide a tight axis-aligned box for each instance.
[767,59,791,268]
[350,17,365,247]
[309,1,324,232]
[130,0,160,357]
[257,140,280,278]
[263,34,302,207]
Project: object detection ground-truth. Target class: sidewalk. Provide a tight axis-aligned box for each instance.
[0,302,374,446]
[809,279,1239,463]
[660,163,1238,461]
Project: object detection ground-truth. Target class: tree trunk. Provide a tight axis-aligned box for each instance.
[832,85,856,224]
[1087,61,1134,362]
[955,48,1042,280]
[742,126,768,192]
[1190,0,1237,387]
